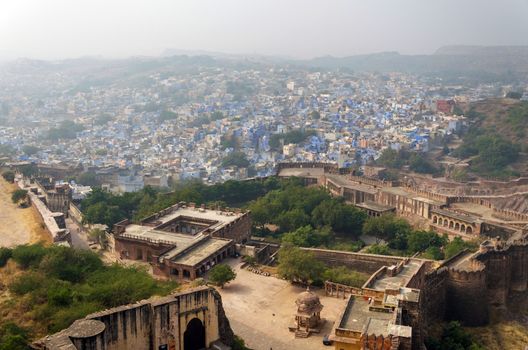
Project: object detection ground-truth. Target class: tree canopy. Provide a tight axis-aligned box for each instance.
[2,244,176,336]
[47,121,84,140]
[221,151,250,168]
[208,264,236,288]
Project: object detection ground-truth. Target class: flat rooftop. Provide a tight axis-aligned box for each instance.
[150,205,244,227]
[381,186,445,206]
[170,238,232,266]
[339,297,393,336]
[431,208,480,224]
[278,168,325,178]
[369,260,423,291]
[121,205,244,245]
[356,201,395,212]
[325,174,378,194]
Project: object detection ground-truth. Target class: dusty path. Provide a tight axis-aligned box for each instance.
[0,178,50,247]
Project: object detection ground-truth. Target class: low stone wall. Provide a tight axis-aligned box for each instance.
[301,248,404,274]
[68,202,84,227]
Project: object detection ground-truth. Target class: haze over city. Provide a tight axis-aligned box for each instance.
[2,1,528,350]
[1,0,528,60]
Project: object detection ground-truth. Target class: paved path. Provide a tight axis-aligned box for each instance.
[65,217,90,249]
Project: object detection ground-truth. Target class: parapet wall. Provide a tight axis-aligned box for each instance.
[302,248,404,274]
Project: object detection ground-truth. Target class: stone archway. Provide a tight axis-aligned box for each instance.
[184,318,205,350]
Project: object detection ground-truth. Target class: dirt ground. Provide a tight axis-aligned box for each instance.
[217,259,347,350]
[0,178,50,247]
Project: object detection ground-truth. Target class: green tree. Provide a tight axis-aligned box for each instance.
[362,214,411,244]
[282,225,333,247]
[159,110,178,122]
[407,230,446,254]
[76,172,100,187]
[376,148,405,169]
[364,244,392,256]
[444,237,477,259]
[11,189,28,205]
[506,91,523,99]
[221,151,250,168]
[0,247,12,267]
[2,170,15,183]
[0,323,30,350]
[310,110,321,119]
[22,145,39,156]
[94,113,112,125]
[322,266,368,288]
[276,208,310,232]
[208,264,236,288]
[88,228,108,249]
[277,244,325,284]
[409,153,438,174]
[312,199,366,236]
[426,321,484,350]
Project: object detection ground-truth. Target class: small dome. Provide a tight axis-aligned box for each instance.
[296,288,323,313]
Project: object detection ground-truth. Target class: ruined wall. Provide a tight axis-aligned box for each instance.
[302,248,404,274]
[34,286,235,350]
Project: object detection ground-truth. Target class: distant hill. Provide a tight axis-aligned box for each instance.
[299,46,528,81]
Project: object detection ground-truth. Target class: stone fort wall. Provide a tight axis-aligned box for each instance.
[33,286,235,350]
[301,248,405,274]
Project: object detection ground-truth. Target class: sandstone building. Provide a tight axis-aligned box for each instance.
[113,202,251,280]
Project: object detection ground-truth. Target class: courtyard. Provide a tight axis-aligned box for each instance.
[218,259,347,350]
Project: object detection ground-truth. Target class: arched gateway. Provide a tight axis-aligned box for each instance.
[184,318,206,350]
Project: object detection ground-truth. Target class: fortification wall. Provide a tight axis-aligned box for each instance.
[301,248,404,274]
[34,287,235,350]
[445,269,488,326]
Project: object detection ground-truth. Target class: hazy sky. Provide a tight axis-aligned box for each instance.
[1,0,528,60]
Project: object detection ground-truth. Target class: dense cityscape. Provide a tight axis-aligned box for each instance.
[2,59,519,190]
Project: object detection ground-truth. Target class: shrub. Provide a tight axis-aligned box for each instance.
[323,266,368,288]
[9,272,46,295]
[0,322,30,350]
[1,171,15,183]
[11,244,47,269]
[39,246,103,282]
[11,189,28,205]
[0,247,12,267]
[364,244,392,256]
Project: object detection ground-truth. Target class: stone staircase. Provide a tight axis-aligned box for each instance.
[295,329,310,338]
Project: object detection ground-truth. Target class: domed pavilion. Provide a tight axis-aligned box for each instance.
[292,287,324,337]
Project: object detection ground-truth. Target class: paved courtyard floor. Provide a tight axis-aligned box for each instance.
[217,259,347,350]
